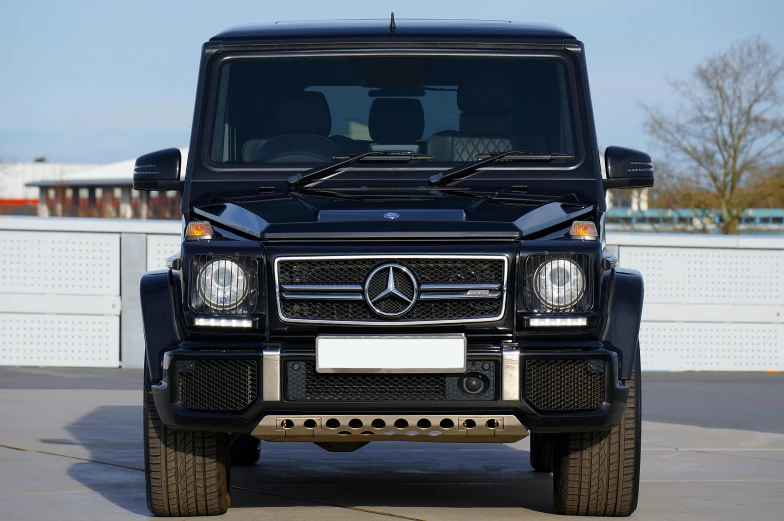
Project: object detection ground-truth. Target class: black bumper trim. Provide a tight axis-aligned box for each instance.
[151,345,628,434]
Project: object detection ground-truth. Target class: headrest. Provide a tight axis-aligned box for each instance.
[457,84,515,113]
[368,98,424,143]
[269,91,332,137]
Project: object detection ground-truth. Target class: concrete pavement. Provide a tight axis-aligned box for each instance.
[0,368,782,520]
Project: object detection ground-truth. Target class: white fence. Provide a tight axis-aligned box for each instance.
[609,234,784,371]
[0,217,179,367]
[0,216,781,371]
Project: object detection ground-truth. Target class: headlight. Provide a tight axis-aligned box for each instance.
[197,259,249,310]
[533,259,586,309]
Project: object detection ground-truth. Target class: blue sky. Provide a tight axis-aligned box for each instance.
[1,0,782,164]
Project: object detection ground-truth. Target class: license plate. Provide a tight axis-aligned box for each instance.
[315,334,466,373]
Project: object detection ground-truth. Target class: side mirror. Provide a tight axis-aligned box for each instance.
[603,146,654,189]
[133,148,184,191]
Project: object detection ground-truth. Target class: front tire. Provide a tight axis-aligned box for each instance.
[552,346,641,516]
[529,433,553,473]
[144,366,231,516]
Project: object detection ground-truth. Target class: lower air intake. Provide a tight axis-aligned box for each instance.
[286,360,496,401]
[176,359,258,412]
[524,359,606,411]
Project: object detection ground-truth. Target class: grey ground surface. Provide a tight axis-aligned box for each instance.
[0,367,782,520]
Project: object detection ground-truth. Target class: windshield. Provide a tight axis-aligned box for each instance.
[209,55,576,166]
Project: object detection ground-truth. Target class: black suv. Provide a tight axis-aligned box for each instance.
[136,18,652,518]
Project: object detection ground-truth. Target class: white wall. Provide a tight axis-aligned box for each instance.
[609,233,784,371]
[0,217,178,367]
[0,217,781,371]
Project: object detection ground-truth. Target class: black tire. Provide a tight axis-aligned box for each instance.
[529,433,553,473]
[230,434,261,466]
[144,362,231,516]
[552,345,641,517]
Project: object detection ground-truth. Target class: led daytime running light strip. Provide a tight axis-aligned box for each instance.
[194,317,253,328]
[528,317,587,327]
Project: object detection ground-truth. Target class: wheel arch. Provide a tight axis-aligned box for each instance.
[600,268,644,380]
[140,270,182,381]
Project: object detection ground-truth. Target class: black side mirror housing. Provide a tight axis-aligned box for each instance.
[603,146,654,189]
[133,148,184,191]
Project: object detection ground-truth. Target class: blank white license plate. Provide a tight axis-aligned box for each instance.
[316,334,466,373]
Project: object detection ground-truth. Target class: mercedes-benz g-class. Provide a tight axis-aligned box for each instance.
[136,18,653,517]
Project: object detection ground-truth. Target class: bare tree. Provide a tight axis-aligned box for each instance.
[643,37,784,234]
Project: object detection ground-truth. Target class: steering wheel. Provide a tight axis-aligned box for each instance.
[255,134,340,163]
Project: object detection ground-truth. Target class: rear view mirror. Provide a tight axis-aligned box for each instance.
[603,146,654,189]
[133,148,184,191]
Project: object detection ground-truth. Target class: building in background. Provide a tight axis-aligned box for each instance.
[25,150,187,220]
[0,162,100,215]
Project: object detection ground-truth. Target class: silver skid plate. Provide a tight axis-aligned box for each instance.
[251,414,528,443]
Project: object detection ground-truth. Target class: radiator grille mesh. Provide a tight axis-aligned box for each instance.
[176,359,258,412]
[523,359,606,411]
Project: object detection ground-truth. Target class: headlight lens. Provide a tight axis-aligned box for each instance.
[197,259,248,310]
[533,259,586,309]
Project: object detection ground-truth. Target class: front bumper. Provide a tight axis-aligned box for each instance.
[151,343,629,436]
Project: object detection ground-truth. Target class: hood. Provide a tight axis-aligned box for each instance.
[192,193,593,241]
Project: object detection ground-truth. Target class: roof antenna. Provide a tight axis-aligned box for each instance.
[390,12,396,34]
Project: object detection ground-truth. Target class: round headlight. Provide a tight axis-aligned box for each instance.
[533,259,586,309]
[197,259,248,310]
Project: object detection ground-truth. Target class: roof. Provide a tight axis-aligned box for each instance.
[27,149,189,188]
[211,19,574,42]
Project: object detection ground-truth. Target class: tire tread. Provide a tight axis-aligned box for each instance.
[144,377,230,517]
[553,348,641,517]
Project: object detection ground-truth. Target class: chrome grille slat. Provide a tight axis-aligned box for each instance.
[281,293,364,300]
[418,291,501,300]
[420,283,501,291]
[281,284,363,292]
[274,255,508,325]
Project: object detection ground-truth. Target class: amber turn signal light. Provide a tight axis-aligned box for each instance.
[569,220,598,240]
[185,221,214,240]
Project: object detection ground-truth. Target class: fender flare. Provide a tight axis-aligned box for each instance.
[140,270,181,381]
[601,268,644,380]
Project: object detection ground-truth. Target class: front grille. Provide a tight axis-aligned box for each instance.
[286,360,496,401]
[176,359,258,412]
[523,359,606,411]
[277,256,506,323]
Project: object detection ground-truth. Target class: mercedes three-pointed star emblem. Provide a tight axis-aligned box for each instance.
[363,263,419,317]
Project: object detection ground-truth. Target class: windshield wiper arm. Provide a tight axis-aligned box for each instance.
[288,151,432,190]
[428,150,575,187]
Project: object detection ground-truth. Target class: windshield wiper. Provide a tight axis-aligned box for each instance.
[288,151,432,190]
[428,150,575,187]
